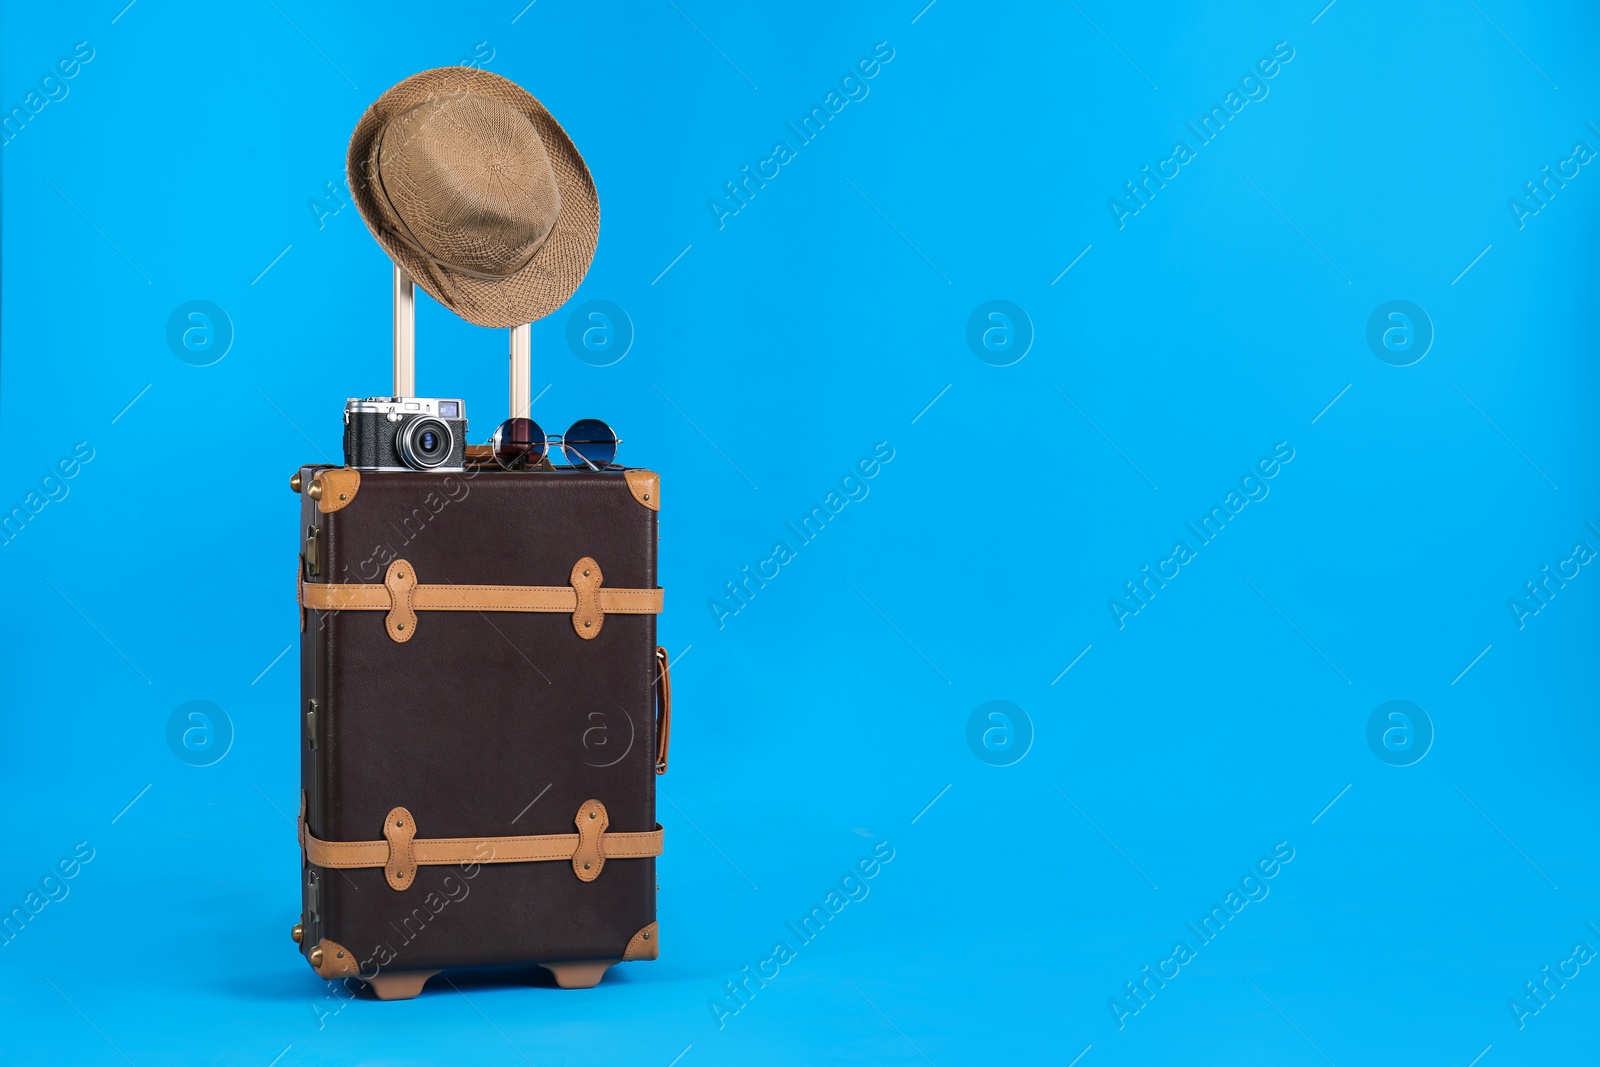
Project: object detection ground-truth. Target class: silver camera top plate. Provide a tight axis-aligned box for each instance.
[343,396,466,422]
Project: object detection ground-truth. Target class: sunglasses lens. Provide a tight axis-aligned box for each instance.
[560,418,618,469]
[492,418,546,470]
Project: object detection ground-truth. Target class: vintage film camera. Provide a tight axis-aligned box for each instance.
[343,396,468,472]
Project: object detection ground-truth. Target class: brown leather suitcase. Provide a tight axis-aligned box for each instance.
[290,268,669,1000]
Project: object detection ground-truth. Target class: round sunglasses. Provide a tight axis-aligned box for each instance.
[491,417,620,471]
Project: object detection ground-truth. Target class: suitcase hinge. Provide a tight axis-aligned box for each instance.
[304,525,320,578]
[305,699,318,750]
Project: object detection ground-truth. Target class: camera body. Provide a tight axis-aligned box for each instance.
[343,397,467,472]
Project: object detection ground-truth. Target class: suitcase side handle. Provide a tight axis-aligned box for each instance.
[392,263,533,419]
[655,646,672,775]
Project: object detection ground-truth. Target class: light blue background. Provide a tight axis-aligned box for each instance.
[3,1,1598,1063]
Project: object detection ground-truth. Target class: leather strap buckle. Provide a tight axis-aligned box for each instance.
[384,561,418,643]
[383,806,417,890]
[573,799,608,881]
[570,558,603,640]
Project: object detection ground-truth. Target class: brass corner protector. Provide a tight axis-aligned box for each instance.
[624,470,660,511]
[622,921,659,961]
[312,468,361,514]
[309,938,360,980]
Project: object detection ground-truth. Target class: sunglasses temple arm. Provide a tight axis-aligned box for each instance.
[541,435,593,471]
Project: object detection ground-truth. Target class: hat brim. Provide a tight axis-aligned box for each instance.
[347,67,599,328]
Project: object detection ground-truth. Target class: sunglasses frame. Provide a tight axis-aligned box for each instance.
[491,417,622,472]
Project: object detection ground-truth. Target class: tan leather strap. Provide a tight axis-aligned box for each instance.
[302,826,666,868]
[299,557,663,643]
[655,646,672,775]
[299,798,661,888]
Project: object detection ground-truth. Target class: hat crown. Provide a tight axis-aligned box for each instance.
[378,93,562,276]
[347,66,598,328]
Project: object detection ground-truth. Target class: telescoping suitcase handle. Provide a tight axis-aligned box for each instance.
[392,264,534,420]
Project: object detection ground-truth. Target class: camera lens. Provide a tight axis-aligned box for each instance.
[397,417,454,470]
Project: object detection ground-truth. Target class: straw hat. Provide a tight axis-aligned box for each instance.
[347,67,599,327]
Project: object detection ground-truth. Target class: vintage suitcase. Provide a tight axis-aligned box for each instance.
[291,268,669,1000]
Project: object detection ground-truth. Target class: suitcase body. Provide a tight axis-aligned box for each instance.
[292,271,667,999]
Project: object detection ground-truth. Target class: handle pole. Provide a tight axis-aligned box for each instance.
[393,264,416,397]
[509,323,532,419]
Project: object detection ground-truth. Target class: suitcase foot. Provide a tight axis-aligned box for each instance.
[366,970,440,1001]
[541,961,617,989]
